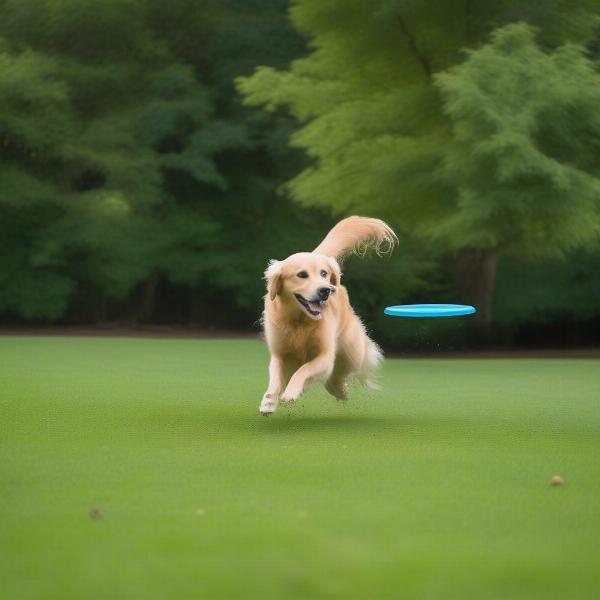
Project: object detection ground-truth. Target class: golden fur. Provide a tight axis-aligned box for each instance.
[260,216,397,415]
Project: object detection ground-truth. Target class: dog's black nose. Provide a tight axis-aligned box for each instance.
[318,287,331,300]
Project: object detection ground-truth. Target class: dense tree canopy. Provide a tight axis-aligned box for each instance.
[0,0,599,348]
[0,0,315,322]
[239,0,600,334]
[1,1,215,318]
[435,24,600,256]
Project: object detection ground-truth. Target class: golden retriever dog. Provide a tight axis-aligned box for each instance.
[260,216,397,415]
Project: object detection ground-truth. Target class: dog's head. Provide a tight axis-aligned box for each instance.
[265,252,340,320]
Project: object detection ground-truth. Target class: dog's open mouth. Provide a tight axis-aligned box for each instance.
[294,294,325,319]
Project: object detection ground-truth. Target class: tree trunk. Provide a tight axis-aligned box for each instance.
[138,271,160,323]
[93,295,108,324]
[188,289,210,326]
[455,248,499,346]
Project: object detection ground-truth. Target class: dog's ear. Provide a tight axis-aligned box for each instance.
[265,260,283,301]
[328,257,341,286]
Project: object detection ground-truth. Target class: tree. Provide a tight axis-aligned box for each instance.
[0,0,224,320]
[238,0,600,337]
[0,0,313,324]
[434,23,600,330]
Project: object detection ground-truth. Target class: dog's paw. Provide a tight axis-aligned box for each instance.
[280,389,301,404]
[326,380,348,401]
[259,393,278,415]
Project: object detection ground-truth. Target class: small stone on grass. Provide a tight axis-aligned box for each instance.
[89,507,103,520]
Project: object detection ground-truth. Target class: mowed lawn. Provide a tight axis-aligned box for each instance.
[1,337,599,600]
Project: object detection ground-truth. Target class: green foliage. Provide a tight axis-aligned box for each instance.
[239,1,600,331]
[0,0,599,346]
[0,1,213,317]
[240,2,600,249]
[494,248,600,326]
[0,0,313,321]
[435,23,600,256]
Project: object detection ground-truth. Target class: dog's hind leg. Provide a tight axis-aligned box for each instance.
[325,356,351,400]
[260,355,285,415]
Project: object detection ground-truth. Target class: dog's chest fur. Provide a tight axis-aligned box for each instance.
[269,318,326,363]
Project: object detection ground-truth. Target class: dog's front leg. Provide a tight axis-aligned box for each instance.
[260,355,284,415]
[280,352,334,403]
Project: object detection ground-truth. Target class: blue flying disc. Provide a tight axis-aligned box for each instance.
[384,304,476,318]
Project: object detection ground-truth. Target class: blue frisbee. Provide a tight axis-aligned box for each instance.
[384,304,476,318]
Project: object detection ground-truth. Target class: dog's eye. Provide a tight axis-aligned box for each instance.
[297,271,308,279]
[320,270,327,278]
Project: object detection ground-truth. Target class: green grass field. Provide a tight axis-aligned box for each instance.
[1,336,599,599]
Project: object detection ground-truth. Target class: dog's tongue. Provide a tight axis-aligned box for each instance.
[308,301,322,314]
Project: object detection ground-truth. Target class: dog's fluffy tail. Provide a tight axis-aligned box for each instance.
[313,216,397,259]
[359,338,384,391]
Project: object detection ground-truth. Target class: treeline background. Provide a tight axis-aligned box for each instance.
[1,0,599,349]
